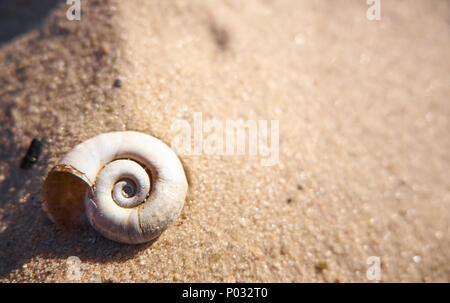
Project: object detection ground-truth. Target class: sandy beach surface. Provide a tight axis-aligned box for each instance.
[0,0,449,282]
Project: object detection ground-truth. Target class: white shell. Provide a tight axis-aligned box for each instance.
[41,131,188,244]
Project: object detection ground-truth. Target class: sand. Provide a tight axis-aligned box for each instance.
[0,0,449,282]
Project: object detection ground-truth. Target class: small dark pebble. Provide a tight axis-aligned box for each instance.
[286,198,292,203]
[20,138,42,169]
[297,184,303,190]
[210,23,230,51]
[113,78,122,88]
[100,44,111,55]
[315,261,328,272]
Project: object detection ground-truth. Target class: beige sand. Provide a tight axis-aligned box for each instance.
[0,0,449,282]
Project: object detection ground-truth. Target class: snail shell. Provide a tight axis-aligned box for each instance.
[41,131,188,244]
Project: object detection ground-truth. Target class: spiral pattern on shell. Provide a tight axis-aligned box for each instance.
[41,131,188,244]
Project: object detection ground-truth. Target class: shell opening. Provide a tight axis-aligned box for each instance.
[41,165,92,228]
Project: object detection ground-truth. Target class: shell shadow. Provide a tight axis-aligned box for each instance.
[0,0,60,46]
[0,105,154,281]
